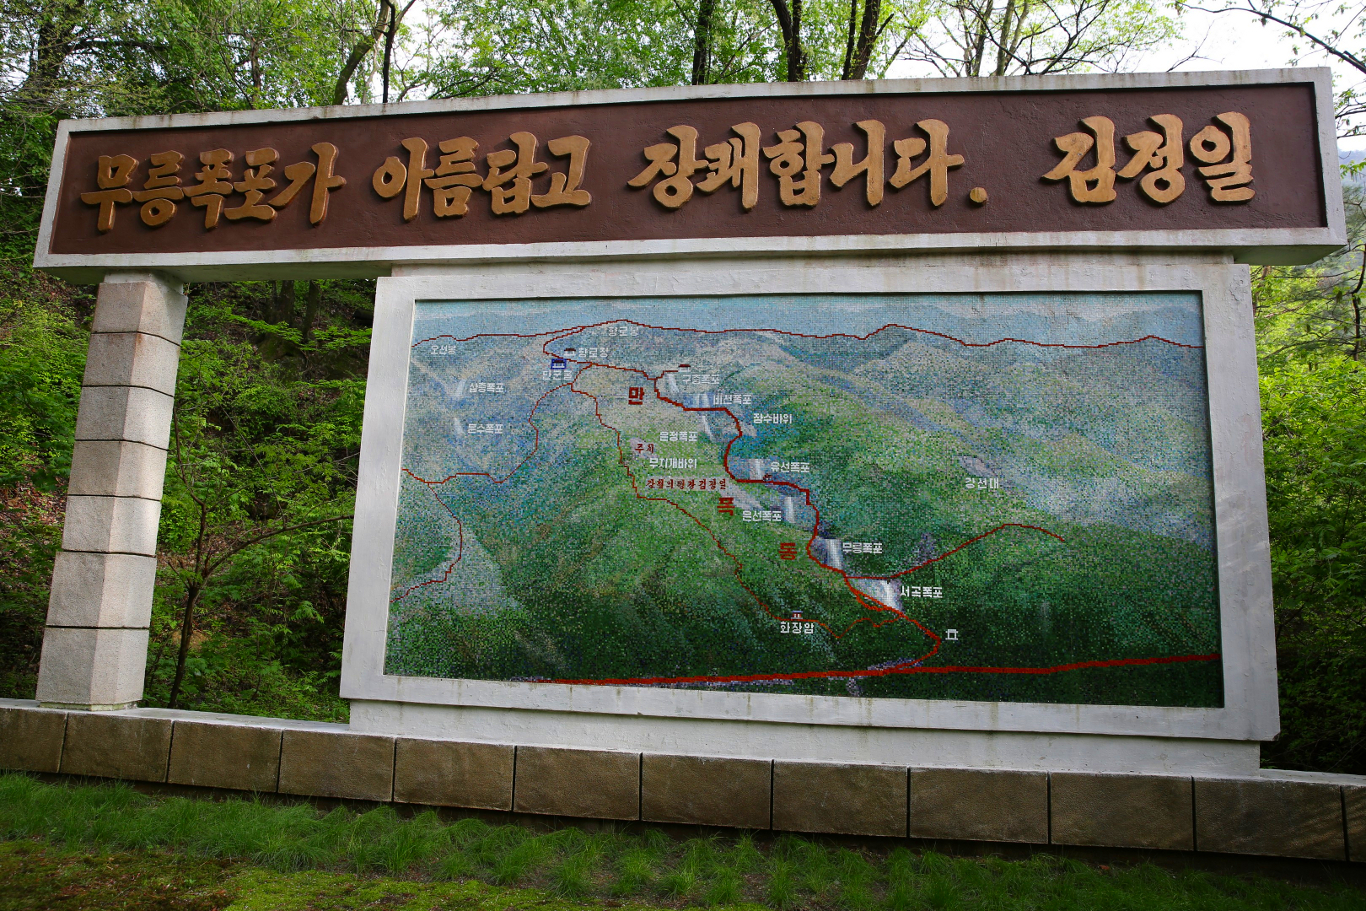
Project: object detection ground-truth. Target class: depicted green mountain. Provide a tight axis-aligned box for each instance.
[385,295,1221,708]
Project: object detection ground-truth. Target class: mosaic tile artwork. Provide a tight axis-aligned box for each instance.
[384,293,1222,707]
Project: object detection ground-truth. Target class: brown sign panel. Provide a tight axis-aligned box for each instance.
[45,77,1333,261]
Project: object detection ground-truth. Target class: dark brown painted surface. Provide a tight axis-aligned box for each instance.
[49,83,1326,256]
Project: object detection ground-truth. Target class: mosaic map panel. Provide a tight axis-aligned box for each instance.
[385,293,1222,707]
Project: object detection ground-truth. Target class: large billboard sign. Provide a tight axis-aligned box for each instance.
[36,70,1346,767]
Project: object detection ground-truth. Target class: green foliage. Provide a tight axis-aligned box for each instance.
[1253,185,1366,774]
[5,774,1366,910]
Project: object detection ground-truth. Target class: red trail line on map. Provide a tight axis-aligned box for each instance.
[552,652,1222,687]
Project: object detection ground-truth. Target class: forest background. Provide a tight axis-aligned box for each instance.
[1,0,1364,773]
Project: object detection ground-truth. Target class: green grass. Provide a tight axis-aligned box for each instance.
[1,773,1364,910]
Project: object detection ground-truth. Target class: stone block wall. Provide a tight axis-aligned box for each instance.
[3,701,1364,862]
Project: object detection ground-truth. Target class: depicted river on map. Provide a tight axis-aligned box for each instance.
[385,293,1223,707]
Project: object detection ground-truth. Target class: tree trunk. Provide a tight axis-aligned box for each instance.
[382,1,397,102]
[332,0,392,105]
[166,580,201,709]
[302,281,323,343]
[16,0,85,110]
[770,0,806,81]
[269,280,297,326]
[842,0,882,80]
[691,0,718,85]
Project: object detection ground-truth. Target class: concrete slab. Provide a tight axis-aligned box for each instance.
[167,720,282,792]
[277,729,394,801]
[1051,772,1193,850]
[1195,777,1345,859]
[393,739,513,810]
[91,277,187,345]
[74,385,175,448]
[641,754,771,829]
[512,747,639,820]
[909,768,1048,844]
[67,440,168,500]
[46,551,158,629]
[772,761,906,837]
[61,712,171,781]
[81,332,180,395]
[1346,786,1366,862]
[60,495,162,556]
[0,705,67,773]
[35,627,149,709]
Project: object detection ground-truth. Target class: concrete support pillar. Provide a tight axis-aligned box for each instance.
[36,272,187,710]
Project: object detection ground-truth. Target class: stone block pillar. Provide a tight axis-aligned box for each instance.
[36,272,187,710]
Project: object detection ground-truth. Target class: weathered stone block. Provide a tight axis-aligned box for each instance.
[642,754,771,829]
[60,495,162,556]
[772,761,906,837]
[1051,773,1193,850]
[513,747,639,820]
[1346,786,1366,862]
[0,705,67,773]
[1195,777,1345,859]
[35,627,148,709]
[393,739,513,810]
[74,386,175,448]
[46,551,158,629]
[82,332,180,396]
[278,729,394,801]
[68,440,168,500]
[909,768,1048,844]
[61,713,171,781]
[167,721,282,792]
[91,277,188,345]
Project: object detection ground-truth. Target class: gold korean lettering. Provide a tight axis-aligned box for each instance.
[1117,114,1184,204]
[131,151,184,227]
[184,149,235,228]
[424,137,482,217]
[627,125,704,208]
[1190,111,1254,202]
[483,132,549,215]
[763,122,833,207]
[695,122,761,210]
[531,135,592,208]
[80,154,136,232]
[1043,116,1117,204]
[889,119,964,206]
[830,120,886,206]
[225,147,279,222]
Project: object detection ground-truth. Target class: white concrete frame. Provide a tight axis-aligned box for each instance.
[340,250,1277,771]
[35,68,1344,284]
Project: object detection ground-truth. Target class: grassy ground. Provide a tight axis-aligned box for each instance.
[1,774,1363,911]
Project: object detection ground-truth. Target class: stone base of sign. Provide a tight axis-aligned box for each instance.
[642,755,771,829]
[394,739,514,810]
[1050,772,1195,851]
[4,699,1363,864]
[512,747,640,820]
[908,769,1049,844]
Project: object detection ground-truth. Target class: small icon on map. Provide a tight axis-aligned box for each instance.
[550,357,567,372]
[718,496,735,515]
[945,629,959,642]
[779,542,798,561]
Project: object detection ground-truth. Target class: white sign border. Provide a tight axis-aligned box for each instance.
[340,250,1278,743]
